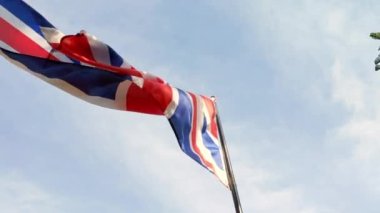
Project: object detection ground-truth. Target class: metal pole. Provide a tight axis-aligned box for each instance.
[212,97,243,213]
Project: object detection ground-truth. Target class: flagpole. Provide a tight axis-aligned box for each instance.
[212,97,243,213]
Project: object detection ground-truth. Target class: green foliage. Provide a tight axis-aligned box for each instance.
[370,32,380,40]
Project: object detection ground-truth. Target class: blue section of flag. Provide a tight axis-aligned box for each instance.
[201,117,224,169]
[169,89,204,167]
[108,46,124,67]
[0,0,54,37]
[2,48,131,100]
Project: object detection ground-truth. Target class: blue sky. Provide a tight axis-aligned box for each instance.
[1,0,380,212]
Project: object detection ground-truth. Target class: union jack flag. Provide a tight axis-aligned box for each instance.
[0,0,228,186]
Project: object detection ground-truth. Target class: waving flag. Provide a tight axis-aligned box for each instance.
[0,0,228,186]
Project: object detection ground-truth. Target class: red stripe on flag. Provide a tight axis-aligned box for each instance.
[189,93,216,174]
[202,96,219,139]
[57,34,144,77]
[125,80,172,115]
[58,34,96,62]
[0,18,51,59]
[126,84,165,115]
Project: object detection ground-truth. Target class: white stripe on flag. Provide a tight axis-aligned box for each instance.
[201,98,221,146]
[192,95,227,184]
[0,40,18,53]
[49,50,74,63]
[40,27,73,63]
[198,97,228,186]
[164,87,179,118]
[120,61,133,69]
[131,76,144,88]
[0,5,52,54]
[40,27,65,44]
[187,93,203,158]
[115,80,132,110]
[86,34,112,65]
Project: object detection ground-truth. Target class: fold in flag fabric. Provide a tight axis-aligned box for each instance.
[0,0,229,187]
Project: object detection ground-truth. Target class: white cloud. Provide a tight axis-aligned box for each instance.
[331,59,365,112]
[236,163,326,213]
[0,172,61,213]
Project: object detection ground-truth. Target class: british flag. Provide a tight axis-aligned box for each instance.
[0,0,228,187]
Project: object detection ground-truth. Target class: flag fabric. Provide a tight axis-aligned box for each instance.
[0,0,228,187]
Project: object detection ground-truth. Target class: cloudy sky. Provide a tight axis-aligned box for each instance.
[1,0,380,212]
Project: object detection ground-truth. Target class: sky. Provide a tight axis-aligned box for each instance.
[1,0,380,212]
